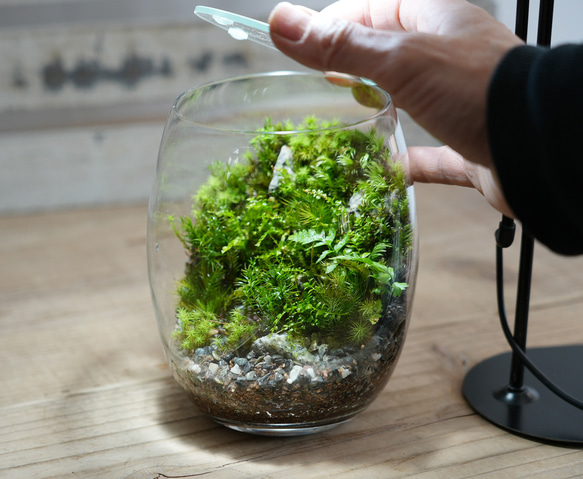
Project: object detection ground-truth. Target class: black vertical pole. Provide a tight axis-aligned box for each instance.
[504,0,531,395]
[506,0,554,395]
[537,0,555,47]
[507,232,535,392]
[515,0,530,40]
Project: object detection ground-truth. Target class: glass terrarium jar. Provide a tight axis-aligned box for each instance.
[148,71,418,436]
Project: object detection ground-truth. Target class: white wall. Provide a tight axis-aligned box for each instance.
[494,0,583,45]
[0,1,329,214]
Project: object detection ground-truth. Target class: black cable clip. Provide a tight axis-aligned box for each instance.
[495,215,516,248]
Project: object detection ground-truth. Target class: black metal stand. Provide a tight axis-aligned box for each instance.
[463,346,583,445]
[463,227,583,445]
[462,0,583,446]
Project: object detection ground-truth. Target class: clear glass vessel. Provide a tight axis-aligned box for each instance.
[148,71,418,436]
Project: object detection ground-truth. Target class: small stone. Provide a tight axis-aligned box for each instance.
[338,366,352,379]
[234,357,249,367]
[287,365,303,384]
[230,364,242,375]
[245,371,256,380]
[268,145,295,193]
[222,352,234,362]
[233,357,252,374]
[260,362,274,371]
[305,366,316,379]
[349,192,364,215]
[258,374,272,386]
[188,362,201,374]
[208,363,219,375]
[264,355,272,365]
[371,352,382,361]
[195,346,212,359]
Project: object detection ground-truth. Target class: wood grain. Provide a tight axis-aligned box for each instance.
[2,184,583,478]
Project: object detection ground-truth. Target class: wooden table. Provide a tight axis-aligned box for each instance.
[2,184,583,478]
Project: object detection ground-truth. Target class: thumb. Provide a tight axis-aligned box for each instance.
[269,2,397,82]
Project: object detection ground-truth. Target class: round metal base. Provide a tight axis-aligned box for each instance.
[463,345,583,446]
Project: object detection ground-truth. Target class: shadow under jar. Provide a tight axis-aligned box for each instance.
[148,71,418,436]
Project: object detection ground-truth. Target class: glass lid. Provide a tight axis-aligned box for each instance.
[194,5,277,50]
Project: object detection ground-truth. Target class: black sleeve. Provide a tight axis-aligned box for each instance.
[487,44,583,255]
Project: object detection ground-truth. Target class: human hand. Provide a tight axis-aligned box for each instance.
[268,0,523,216]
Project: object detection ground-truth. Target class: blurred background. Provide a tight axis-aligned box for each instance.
[0,0,581,214]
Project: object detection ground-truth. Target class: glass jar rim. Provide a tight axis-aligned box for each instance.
[171,70,393,134]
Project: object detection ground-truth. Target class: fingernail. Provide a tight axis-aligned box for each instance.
[269,2,312,42]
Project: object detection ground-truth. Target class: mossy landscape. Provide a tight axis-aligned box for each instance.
[170,116,411,355]
[164,115,415,431]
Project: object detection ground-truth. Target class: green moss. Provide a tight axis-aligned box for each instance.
[172,117,411,352]
[346,318,375,347]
